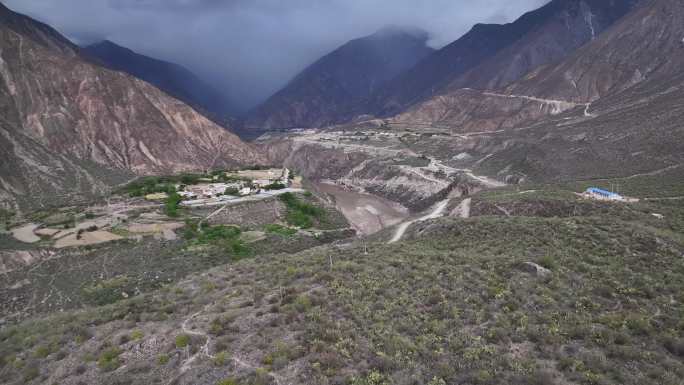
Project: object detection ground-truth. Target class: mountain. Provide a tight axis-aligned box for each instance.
[393,0,677,131]
[246,26,435,130]
[367,0,642,118]
[83,40,236,119]
[395,0,684,183]
[0,3,262,211]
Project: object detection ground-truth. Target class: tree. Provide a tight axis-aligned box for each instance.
[165,192,182,217]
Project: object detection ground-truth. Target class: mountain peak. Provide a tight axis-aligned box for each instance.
[246,27,435,130]
[371,25,430,41]
[0,1,78,55]
[85,39,138,56]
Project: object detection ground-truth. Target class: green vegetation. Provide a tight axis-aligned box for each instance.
[130,330,144,341]
[175,334,191,349]
[4,173,682,384]
[213,351,228,366]
[82,276,131,306]
[97,347,122,372]
[0,208,15,225]
[184,224,252,258]
[33,344,55,359]
[165,192,182,217]
[2,202,682,384]
[263,182,286,190]
[158,354,169,365]
[264,224,297,237]
[217,379,239,385]
[120,167,270,197]
[279,192,324,229]
[121,176,183,197]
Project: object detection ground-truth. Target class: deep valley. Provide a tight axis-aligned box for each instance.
[1,0,684,384]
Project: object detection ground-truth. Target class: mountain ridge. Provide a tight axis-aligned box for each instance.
[0,2,262,211]
[245,26,435,130]
[83,40,237,119]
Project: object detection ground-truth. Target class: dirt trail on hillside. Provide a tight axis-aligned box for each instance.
[451,198,472,218]
[389,200,449,244]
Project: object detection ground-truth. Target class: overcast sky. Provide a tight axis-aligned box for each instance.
[5,0,549,112]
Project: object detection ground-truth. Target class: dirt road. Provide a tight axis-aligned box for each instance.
[389,199,449,244]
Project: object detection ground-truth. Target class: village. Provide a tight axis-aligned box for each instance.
[143,168,302,207]
[4,167,309,250]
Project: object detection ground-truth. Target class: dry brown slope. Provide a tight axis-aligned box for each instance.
[0,3,262,210]
[395,0,684,132]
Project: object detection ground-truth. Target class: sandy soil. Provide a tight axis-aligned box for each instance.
[35,228,61,236]
[316,182,408,235]
[11,223,41,243]
[54,231,123,249]
[127,222,185,234]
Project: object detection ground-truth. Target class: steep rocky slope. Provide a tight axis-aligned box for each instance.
[0,3,261,211]
[246,27,434,130]
[395,0,683,132]
[365,0,640,119]
[83,40,235,119]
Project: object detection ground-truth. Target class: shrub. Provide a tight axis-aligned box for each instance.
[538,255,557,270]
[97,348,122,372]
[294,295,312,313]
[214,351,228,366]
[33,345,52,359]
[175,334,191,349]
[185,224,252,258]
[351,370,390,385]
[130,330,144,341]
[82,276,130,306]
[264,182,286,190]
[286,210,313,229]
[165,192,182,217]
[23,364,40,382]
[264,224,297,237]
[73,327,93,344]
[279,193,324,229]
[625,316,651,336]
[158,354,170,365]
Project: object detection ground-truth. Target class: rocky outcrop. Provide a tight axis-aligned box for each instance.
[0,3,262,210]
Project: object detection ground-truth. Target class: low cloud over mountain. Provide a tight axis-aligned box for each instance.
[4,0,548,112]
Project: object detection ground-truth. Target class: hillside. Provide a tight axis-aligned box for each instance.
[246,27,434,130]
[388,0,684,182]
[1,183,682,385]
[363,0,640,119]
[0,3,262,211]
[83,40,236,119]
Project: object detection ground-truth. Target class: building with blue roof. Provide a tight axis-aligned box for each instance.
[585,187,624,201]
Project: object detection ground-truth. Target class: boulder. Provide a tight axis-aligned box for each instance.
[520,262,553,279]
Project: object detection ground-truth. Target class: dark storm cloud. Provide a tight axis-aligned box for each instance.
[4,0,549,112]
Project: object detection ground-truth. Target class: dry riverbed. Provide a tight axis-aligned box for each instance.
[315,182,409,235]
